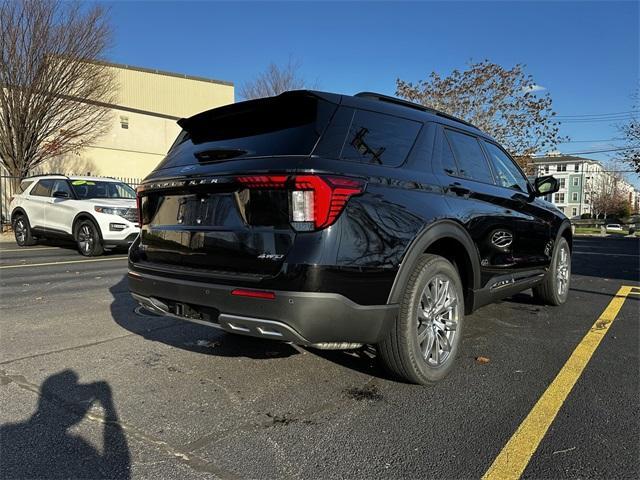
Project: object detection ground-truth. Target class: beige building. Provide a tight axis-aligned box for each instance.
[42,61,234,180]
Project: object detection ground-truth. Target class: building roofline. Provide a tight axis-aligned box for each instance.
[532,155,602,164]
[90,59,234,87]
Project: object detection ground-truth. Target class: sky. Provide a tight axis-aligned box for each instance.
[104,0,639,185]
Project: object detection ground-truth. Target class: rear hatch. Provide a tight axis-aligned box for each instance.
[134,92,364,279]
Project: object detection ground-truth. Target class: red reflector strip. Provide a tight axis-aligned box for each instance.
[231,289,276,300]
[236,175,288,189]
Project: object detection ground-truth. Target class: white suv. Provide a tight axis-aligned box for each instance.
[10,175,139,256]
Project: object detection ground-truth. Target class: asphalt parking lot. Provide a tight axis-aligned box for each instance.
[1,235,638,479]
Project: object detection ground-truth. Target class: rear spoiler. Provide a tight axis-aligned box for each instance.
[176,90,341,135]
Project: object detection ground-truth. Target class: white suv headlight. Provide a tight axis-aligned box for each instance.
[94,206,129,218]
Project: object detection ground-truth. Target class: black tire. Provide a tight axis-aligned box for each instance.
[378,254,465,385]
[12,214,37,246]
[532,237,571,306]
[75,219,104,256]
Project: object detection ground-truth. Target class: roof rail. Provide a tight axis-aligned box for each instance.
[22,173,70,180]
[354,92,477,129]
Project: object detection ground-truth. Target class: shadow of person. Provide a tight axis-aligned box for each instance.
[0,370,131,479]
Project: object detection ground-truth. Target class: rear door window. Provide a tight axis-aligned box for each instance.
[30,179,54,197]
[444,129,494,184]
[340,110,421,166]
[440,134,459,175]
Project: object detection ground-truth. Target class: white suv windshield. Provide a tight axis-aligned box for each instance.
[70,180,135,199]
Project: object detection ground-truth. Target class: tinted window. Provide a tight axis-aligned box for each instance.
[482,141,529,192]
[51,180,73,197]
[31,179,53,197]
[18,180,34,193]
[444,130,494,183]
[340,110,421,166]
[71,180,135,199]
[157,95,336,169]
[441,136,458,175]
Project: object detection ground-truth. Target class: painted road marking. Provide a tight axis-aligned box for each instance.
[0,256,127,270]
[483,285,636,480]
[0,247,61,253]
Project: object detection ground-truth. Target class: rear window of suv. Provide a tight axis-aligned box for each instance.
[339,109,421,166]
[156,94,337,169]
[30,179,54,196]
[18,180,34,193]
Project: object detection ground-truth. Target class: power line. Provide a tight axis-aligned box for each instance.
[559,116,636,124]
[558,138,625,144]
[556,110,638,119]
[532,146,639,157]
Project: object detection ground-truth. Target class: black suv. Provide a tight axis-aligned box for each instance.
[129,91,570,385]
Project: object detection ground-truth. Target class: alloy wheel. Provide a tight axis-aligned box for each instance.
[78,224,94,254]
[416,274,459,367]
[556,245,570,296]
[15,219,26,244]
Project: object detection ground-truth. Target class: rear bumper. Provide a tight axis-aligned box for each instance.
[128,270,398,345]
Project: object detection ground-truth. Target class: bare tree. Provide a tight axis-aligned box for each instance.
[618,89,639,173]
[396,60,567,170]
[589,170,628,219]
[240,58,316,100]
[0,0,115,183]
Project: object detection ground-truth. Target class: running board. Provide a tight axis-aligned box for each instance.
[472,272,546,310]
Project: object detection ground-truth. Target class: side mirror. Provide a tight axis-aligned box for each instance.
[52,190,70,199]
[533,175,559,197]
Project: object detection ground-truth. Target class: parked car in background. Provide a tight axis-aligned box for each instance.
[10,175,139,256]
[605,224,623,231]
[129,90,572,385]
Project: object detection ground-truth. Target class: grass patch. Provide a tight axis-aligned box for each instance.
[575,227,601,234]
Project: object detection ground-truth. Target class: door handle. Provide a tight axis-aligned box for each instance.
[448,182,470,196]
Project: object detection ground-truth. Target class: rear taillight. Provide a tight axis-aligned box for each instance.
[236,174,364,231]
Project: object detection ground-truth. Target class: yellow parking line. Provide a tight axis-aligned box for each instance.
[0,256,127,269]
[483,285,636,480]
[0,247,61,253]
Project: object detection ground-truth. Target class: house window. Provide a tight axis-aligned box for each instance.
[573,177,579,186]
[555,193,565,203]
[558,206,565,213]
[557,164,567,172]
[574,164,580,172]
[572,192,578,202]
[120,116,129,129]
[559,178,566,189]
[544,165,549,174]
[572,207,578,216]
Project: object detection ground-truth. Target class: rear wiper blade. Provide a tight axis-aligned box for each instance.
[194,148,248,163]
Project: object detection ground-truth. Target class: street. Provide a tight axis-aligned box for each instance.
[1,236,638,479]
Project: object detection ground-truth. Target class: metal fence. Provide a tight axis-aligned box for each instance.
[0,173,142,227]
